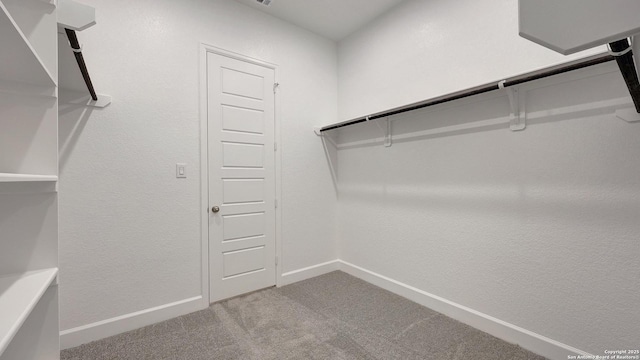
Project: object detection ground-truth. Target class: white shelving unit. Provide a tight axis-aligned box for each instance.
[0,3,56,88]
[0,0,60,358]
[0,174,58,183]
[0,269,58,355]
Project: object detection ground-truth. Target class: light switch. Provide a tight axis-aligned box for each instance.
[176,163,187,178]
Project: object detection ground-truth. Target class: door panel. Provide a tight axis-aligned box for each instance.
[222,142,264,168]
[223,246,266,277]
[221,68,265,100]
[223,213,266,241]
[222,179,264,204]
[222,105,265,134]
[208,52,276,303]
[221,236,266,252]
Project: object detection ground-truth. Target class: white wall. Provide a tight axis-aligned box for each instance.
[58,0,338,344]
[336,0,640,357]
[337,0,604,122]
[59,0,639,353]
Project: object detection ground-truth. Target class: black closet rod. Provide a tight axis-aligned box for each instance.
[609,39,640,112]
[65,28,98,101]
[321,40,640,133]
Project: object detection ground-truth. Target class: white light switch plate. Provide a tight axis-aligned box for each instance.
[176,163,187,178]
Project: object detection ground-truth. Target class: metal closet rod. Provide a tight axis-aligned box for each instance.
[321,40,639,133]
[610,39,640,112]
[65,28,98,101]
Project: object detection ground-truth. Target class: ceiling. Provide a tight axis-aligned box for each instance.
[232,0,406,41]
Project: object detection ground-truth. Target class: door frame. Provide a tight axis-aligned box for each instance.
[199,43,283,306]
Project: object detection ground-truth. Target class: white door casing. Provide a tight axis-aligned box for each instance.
[207,51,276,303]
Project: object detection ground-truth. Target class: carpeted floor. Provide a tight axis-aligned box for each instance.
[61,271,547,359]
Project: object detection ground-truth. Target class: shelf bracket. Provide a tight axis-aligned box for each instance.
[609,38,640,114]
[613,35,640,122]
[64,28,97,101]
[384,118,392,147]
[59,89,111,108]
[499,80,526,131]
[616,107,640,122]
[634,34,640,87]
[58,0,96,31]
[58,0,111,106]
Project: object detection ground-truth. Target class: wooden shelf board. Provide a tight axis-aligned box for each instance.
[0,268,58,356]
[0,3,57,88]
[0,173,58,183]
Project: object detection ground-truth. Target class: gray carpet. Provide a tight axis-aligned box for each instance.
[61,271,547,359]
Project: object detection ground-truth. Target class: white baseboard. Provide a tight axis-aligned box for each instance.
[279,260,340,286]
[60,296,205,350]
[338,260,593,360]
[60,259,341,350]
[61,260,589,359]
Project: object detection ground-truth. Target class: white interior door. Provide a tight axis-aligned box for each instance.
[207,52,276,303]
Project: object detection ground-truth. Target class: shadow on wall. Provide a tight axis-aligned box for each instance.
[319,131,339,194]
[333,64,640,354]
[59,104,94,171]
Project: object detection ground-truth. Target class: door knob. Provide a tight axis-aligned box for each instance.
[211,206,220,213]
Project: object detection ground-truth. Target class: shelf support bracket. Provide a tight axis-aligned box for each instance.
[384,118,392,147]
[609,37,640,122]
[609,38,640,114]
[58,0,111,107]
[616,107,640,122]
[499,80,525,131]
[65,28,97,101]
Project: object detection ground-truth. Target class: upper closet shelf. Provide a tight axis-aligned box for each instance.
[0,268,58,356]
[57,0,94,31]
[317,54,617,133]
[0,173,58,183]
[0,3,57,88]
[319,46,640,133]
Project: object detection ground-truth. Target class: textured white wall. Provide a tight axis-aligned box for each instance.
[337,67,640,355]
[59,0,338,331]
[336,0,640,354]
[337,0,604,122]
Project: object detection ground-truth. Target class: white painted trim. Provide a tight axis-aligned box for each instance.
[274,69,283,287]
[198,43,210,308]
[338,260,593,360]
[60,296,203,350]
[200,43,277,70]
[199,43,282,299]
[59,259,591,359]
[279,260,341,286]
